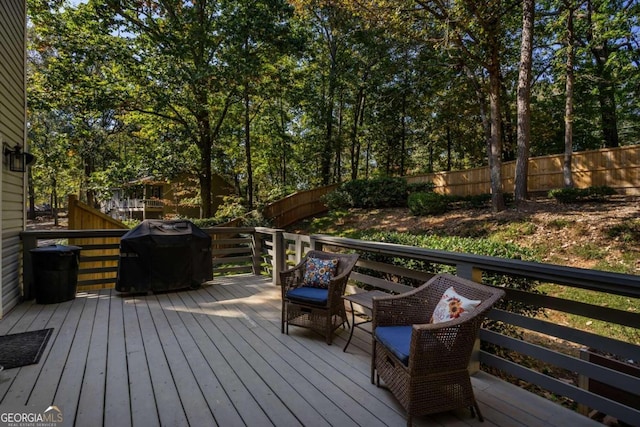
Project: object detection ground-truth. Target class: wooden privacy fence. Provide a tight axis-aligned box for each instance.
[262,183,339,228]
[259,146,639,228]
[407,145,640,196]
[67,195,128,290]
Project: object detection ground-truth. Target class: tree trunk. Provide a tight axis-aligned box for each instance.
[196,105,213,218]
[587,0,619,148]
[563,1,575,188]
[244,85,253,210]
[515,0,534,202]
[322,39,338,185]
[400,91,407,176]
[596,74,619,148]
[446,125,452,171]
[51,177,59,227]
[350,84,365,180]
[488,36,505,212]
[279,97,287,186]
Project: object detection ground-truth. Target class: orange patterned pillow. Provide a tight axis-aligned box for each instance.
[432,286,481,323]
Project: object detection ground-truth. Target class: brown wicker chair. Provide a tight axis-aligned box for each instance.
[280,250,359,345]
[371,273,505,426]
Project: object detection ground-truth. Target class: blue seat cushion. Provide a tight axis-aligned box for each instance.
[286,286,328,305]
[375,325,413,366]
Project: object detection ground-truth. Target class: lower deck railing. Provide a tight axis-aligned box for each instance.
[20,227,640,426]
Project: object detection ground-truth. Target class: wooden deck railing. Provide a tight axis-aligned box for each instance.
[20,227,640,426]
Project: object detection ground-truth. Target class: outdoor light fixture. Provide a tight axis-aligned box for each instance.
[3,143,35,173]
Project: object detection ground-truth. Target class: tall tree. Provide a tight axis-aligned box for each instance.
[415,0,516,211]
[563,0,577,187]
[101,0,237,217]
[28,1,127,208]
[515,0,535,202]
[221,0,298,209]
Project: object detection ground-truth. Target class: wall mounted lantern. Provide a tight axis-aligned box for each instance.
[3,143,35,173]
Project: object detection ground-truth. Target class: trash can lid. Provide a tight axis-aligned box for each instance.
[30,244,82,253]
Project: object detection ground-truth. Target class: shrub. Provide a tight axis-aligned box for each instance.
[325,177,409,209]
[321,189,353,210]
[354,231,541,298]
[354,231,544,333]
[408,192,449,215]
[407,181,435,194]
[548,187,583,203]
[586,185,617,200]
[122,219,140,229]
[191,217,222,228]
[214,195,248,221]
[548,186,616,203]
[462,193,492,208]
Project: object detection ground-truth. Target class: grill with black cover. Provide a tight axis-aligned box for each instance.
[116,219,213,293]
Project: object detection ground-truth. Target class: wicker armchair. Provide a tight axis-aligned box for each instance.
[280,250,359,345]
[371,273,505,426]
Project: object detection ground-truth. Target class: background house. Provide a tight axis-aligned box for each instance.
[0,0,27,318]
[103,173,234,220]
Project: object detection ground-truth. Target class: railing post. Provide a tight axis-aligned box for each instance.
[309,235,322,251]
[456,263,483,283]
[272,229,284,286]
[456,263,484,374]
[251,229,262,276]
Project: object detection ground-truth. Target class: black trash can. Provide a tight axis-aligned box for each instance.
[30,244,82,304]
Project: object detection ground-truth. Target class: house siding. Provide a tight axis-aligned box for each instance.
[1,0,27,318]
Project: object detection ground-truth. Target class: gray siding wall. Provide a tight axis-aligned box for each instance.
[1,0,27,317]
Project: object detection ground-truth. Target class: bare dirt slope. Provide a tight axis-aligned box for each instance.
[290,196,640,272]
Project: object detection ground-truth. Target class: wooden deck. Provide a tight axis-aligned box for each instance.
[0,275,601,427]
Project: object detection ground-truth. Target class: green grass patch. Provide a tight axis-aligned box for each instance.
[299,210,351,234]
[607,219,640,243]
[546,218,572,229]
[492,221,537,240]
[537,283,640,344]
[570,242,607,260]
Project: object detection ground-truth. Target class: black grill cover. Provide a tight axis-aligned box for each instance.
[116,219,213,292]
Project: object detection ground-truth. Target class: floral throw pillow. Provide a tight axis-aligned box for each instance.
[431,286,482,324]
[303,257,338,289]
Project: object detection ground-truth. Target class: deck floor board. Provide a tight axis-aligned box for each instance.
[0,275,603,427]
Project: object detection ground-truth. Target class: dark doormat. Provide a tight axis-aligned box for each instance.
[0,328,54,369]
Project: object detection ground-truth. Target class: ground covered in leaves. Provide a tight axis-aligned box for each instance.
[290,195,640,274]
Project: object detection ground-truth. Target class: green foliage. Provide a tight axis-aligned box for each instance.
[324,177,409,209]
[607,219,640,243]
[214,196,248,222]
[353,231,542,323]
[25,0,640,218]
[571,243,606,260]
[548,186,617,203]
[407,182,435,194]
[463,193,493,208]
[547,218,572,229]
[321,189,353,210]
[408,192,449,215]
[122,219,140,229]
[493,222,537,240]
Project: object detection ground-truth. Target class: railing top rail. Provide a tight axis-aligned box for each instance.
[20,228,640,298]
[21,229,130,239]
[311,234,640,298]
